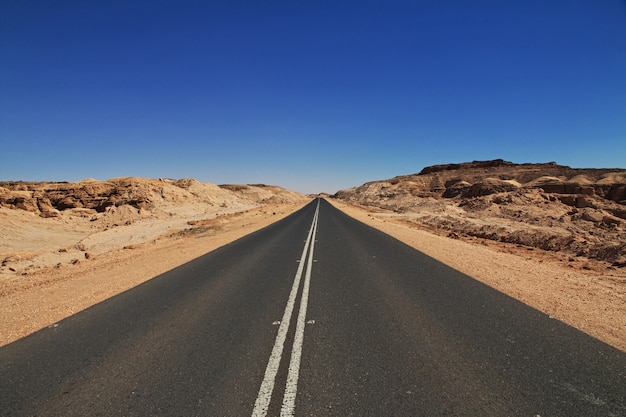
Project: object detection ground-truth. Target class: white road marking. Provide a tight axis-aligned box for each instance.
[251,200,320,417]
[280,202,318,416]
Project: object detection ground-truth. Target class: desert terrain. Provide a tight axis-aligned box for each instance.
[1,162,625,352]
[0,178,309,345]
[332,160,625,351]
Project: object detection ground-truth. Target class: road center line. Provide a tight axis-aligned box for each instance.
[280,200,318,416]
[251,200,320,417]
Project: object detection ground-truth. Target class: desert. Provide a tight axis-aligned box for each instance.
[1,161,625,352]
[0,178,309,345]
[331,160,626,351]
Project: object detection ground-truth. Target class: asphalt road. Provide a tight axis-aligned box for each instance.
[1,198,625,416]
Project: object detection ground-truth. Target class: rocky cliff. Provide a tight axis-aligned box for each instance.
[334,160,626,266]
[0,178,306,218]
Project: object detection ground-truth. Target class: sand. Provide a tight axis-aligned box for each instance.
[0,202,307,345]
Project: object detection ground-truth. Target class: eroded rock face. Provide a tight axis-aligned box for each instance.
[442,180,472,198]
[418,159,516,175]
[333,160,626,265]
[461,178,521,198]
[0,178,307,217]
[336,160,626,205]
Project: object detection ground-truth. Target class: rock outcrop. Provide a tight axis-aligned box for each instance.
[0,178,306,217]
[0,178,309,276]
[334,160,626,266]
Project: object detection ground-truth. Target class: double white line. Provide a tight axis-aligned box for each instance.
[252,199,320,417]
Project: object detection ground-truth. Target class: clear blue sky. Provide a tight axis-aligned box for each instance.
[1,1,625,194]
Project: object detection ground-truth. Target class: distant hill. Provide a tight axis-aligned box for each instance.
[0,178,306,217]
[335,159,625,202]
[333,160,626,265]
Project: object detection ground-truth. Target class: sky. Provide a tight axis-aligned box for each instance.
[1,0,625,194]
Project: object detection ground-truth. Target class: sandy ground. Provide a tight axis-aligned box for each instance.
[0,202,307,346]
[1,199,624,353]
[327,199,625,352]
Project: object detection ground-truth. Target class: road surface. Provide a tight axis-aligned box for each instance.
[1,199,625,416]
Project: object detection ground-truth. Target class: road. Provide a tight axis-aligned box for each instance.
[1,198,625,416]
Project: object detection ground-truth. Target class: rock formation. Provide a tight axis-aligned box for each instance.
[334,160,626,266]
[0,178,305,217]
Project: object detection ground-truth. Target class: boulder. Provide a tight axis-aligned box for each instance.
[559,195,596,208]
[37,197,55,212]
[605,184,626,203]
[528,176,567,194]
[603,215,624,226]
[56,196,82,210]
[580,209,604,223]
[40,210,60,218]
[14,196,38,212]
[443,181,472,198]
[37,197,60,217]
[461,178,520,198]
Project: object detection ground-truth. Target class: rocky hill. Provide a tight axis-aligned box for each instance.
[0,178,308,274]
[334,160,626,266]
[0,178,305,217]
